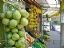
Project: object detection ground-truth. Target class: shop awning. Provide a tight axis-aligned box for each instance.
[43,10,59,17]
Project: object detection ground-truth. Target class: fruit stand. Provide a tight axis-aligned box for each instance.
[0,0,47,48]
[0,0,30,48]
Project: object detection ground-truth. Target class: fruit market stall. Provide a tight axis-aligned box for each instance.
[0,0,30,48]
[0,0,49,48]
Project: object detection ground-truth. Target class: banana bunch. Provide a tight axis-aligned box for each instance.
[26,5,42,38]
[27,13,37,30]
[27,5,42,31]
[30,5,42,14]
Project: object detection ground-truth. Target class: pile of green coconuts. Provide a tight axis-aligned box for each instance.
[0,8,29,48]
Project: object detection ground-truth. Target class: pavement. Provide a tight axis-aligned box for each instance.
[45,31,60,48]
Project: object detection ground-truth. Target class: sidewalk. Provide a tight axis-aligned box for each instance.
[45,31,60,48]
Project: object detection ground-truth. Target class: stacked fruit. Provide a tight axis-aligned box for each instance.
[27,12,37,31]
[27,5,42,31]
[30,5,42,14]
[25,5,42,39]
[0,8,29,48]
